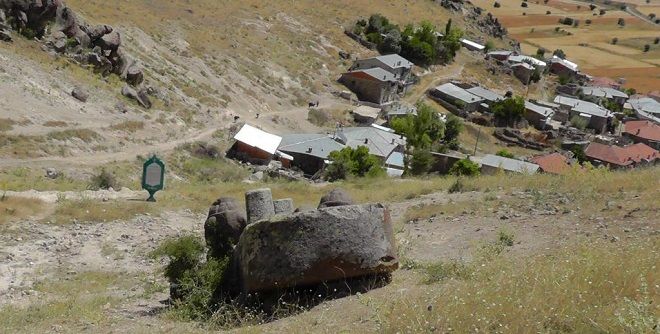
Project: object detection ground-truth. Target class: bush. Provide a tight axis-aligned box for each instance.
[571,145,587,163]
[494,2,501,8]
[618,18,625,27]
[150,235,206,285]
[88,169,119,190]
[444,114,464,143]
[654,37,659,45]
[496,149,514,159]
[449,158,480,177]
[484,40,495,52]
[424,260,473,284]
[612,37,619,45]
[553,49,566,59]
[492,96,525,127]
[643,44,650,52]
[570,115,589,130]
[448,178,465,193]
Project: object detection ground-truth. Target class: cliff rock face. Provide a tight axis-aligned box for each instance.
[0,0,147,105]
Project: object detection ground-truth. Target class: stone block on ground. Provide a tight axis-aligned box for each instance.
[245,188,275,224]
[236,203,398,293]
[318,188,354,208]
[273,198,294,215]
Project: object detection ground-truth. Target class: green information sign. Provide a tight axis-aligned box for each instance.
[142,155,165,202]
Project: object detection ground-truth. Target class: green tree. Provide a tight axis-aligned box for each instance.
[449,158,480,176]
[484,40,495,52]
[444,113,464,143]
[324,146,385,181]
[440,26,463,63]
[570,145,587,163]
[553,49,566,59]
[391,102,445,150]
[491,96,525,127]
[409,148,434,176]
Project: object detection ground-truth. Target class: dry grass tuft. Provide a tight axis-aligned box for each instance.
[0,194,45,224]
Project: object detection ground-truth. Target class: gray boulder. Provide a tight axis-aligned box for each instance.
[97,30,120,51]
[235,203,398,293]
[71,86,88,102]
[204,197,247,259]
[121,85,152,109]
[125,64,144,86]
[318,188,354,208]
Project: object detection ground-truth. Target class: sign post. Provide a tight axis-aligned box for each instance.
[141,155,165,202]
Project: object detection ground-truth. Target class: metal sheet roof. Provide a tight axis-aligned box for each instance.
[582,86,628,99]
[508,55,546,67]
[233,124,282,155]
[525,101,554,117]
[339,126,406,158]
[481,155,540,174]
[278,134,345,160]
[460,38,485,50]
[434,83,484,104]
[467,86,504,102]
[374,54,413,69]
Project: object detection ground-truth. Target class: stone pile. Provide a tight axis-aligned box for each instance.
[202,188,398,296]
[0,0,150,108]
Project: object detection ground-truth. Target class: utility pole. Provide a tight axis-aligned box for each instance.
[473,125,481,156]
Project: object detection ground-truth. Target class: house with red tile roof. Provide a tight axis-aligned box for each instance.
[624,120,660,150]
[530,153,571,174]
[585,142,658,169]
[589,76,622,90]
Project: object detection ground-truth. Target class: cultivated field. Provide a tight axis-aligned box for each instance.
[471,0,660,92]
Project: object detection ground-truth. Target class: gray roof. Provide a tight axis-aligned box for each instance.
[535,100,560,109]
[387,104,418,117]
[374,54,413,69]
[525,101,554,118]
[487,50,513,56]
[582,86,628,99]
[278,134,345,160]
[481,155,540,174]
[337,127,406,158]
[554,95,611,118]
[467,86,504,102]
[354,67,398,82]
[629,97,660,123]
[434,83,484,104]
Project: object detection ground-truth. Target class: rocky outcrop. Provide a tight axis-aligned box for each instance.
[71,86,88,102]
[121,85,152,109]
[0,0,148,107]
[235,202,398,293]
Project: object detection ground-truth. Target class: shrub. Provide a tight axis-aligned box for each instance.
[444,114,464,143]
[571,145,587,163]
[552,49,566,59]
[448,178,465,193]
[150,235,206,286]
[643,44,650,52]
[492,96,525,127]
[494,2,501,8]
[484,40,495,52]
[612,37,619,45]
[449,159,480,177]
[497,229,515,247]
[88,169,119,190]
[618,18,625,27]
[536,47,546,58]
[570,115,589,130]
[424,260,473,284]
[496,149,514,159]
[654,37,659,45]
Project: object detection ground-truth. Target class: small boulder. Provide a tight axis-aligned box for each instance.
[204,197,247,259]
[71,87,88,102]
[245,188,275,224]
[273,198,294,215]
[121,85,152,109]
[45,168,60,179]
[125,64,144,86]
[98,30,120,51]
[87,24,113,41]
[318,188,354,208]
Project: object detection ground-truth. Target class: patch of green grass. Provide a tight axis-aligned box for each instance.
[47,129,101,143]
[0,167,88,191]
[109,120,145,133]
[371,237,659,333]
[50,199,156,224]
[0,194,45,224]
[423,260,473,284]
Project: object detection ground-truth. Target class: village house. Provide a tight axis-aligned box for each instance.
[486,50,513,61]
[507,54,546,70]
[386,103,417,122]
[278,134,345,176]
[628,97,660,124]
[479,154,540,175]
[623,120,660,150]
[338,67,399,106]
[466,86,503,112]
[351,105,381,125]
[429,83,484,114]
[511,62,535,84]
[524,101,555,129]
[530,152,571,174]
[228,124,283,165]
[349,54,414,87]
[585,142,658,169]
[554,95,613,133]
[460,38,485,52]
[335,126,406,161]
[581,86,628,105]
[548,56,578,77]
